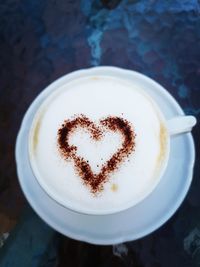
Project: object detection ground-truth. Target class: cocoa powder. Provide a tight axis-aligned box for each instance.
[57,114,135,194]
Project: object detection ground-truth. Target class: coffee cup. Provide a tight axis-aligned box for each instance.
[28,67,196,215]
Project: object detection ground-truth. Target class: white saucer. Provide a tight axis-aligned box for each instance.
[15,67,195,245]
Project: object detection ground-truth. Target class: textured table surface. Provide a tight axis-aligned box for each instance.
[0,0,200,266]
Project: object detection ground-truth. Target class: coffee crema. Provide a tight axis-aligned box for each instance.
[57,115,136,194]
[29,75,168,213]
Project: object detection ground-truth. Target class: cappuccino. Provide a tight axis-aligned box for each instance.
[29,75,168,214]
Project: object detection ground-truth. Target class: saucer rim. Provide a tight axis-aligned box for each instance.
[15,66,195,245]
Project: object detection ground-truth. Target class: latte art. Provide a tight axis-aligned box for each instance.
[29,75,168,214]
[57,115,135,194]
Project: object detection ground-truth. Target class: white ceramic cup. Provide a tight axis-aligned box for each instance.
[28,67,196,215]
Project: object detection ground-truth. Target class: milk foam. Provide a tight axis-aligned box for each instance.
[29,76,167,213]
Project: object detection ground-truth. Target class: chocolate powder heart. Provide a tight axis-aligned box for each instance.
[57,115,135,194]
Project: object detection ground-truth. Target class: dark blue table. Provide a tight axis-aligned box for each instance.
[0,1,200,266]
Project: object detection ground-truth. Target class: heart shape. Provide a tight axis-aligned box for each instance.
[57,115,135,194]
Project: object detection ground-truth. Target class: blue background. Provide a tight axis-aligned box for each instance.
[0,0,200,266]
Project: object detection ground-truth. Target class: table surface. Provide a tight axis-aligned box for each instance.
[0,0,200,266]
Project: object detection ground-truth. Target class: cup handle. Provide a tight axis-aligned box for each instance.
[166,116,197,136]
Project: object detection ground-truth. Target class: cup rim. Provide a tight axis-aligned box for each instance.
[28,66,170,215]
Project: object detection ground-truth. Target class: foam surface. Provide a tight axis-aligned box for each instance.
[29,76,167,213]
